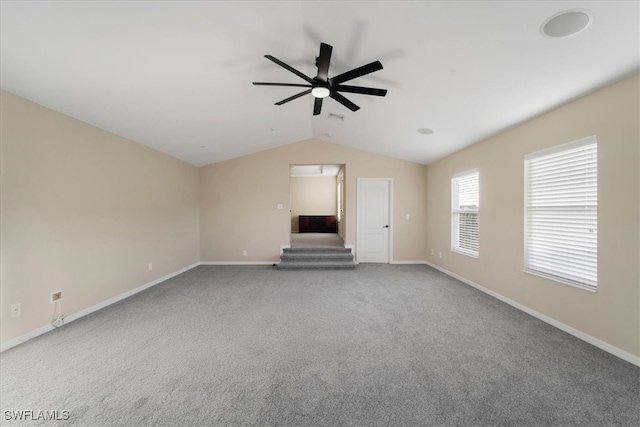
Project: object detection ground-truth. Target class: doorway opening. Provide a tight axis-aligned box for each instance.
[289,164,345,249]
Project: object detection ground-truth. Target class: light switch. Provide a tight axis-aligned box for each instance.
[406,214,410,220]
[277,203,283,210]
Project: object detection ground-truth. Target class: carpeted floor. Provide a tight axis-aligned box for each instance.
[1,265,638,426]
[290,232,344,248]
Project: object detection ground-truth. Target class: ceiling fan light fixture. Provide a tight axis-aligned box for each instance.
[312,87,330,98]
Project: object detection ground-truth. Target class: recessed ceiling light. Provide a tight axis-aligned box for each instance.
[417,128,434,135]
[542,9,593,38]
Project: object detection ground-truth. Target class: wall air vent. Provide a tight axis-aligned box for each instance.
[328,112,344,121]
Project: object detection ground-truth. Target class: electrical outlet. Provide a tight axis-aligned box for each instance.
[242,250,247,257]
[148,262,153,271]
[11,303,21,318]
[406,214,410,220]
[431,249,434,255]
[51,291,62,303]
[439,252,442,258]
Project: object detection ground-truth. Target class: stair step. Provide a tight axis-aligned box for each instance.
[282,247,351,254]
[278,246,355,270]
[278,260,356,270]
[281,252,353,260]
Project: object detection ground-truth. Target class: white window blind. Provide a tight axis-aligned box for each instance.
[452,170,479,257]
[525,136,597,290]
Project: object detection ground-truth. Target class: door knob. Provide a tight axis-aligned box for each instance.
[384,225,389,228]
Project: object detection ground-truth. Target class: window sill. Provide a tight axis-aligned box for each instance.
[451,248,479,259]
[524,269,597,293]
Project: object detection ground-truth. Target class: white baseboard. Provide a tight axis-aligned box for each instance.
[391,260,428,265]
[199,261,275,266]
[424,261,640,367]
[0,262,200,353]
[0,324,55,354]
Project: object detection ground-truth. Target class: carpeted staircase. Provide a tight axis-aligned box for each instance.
[278,247,356,270]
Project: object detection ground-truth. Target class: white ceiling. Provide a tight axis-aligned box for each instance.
[1,1,638,167]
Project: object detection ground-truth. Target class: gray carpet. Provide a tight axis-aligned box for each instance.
[290,232,344,248]
[1,265,638,426]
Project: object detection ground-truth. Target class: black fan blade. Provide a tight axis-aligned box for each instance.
[316,43,333,83]
[275,89,312,106]
[253,82,312,88]
[313,97,323,115]
[335,85,387,97]
[330,91,360,112]
[330,60,383,85]
[264,55,314,84]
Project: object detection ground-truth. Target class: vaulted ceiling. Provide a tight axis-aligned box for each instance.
[1,1,638,167]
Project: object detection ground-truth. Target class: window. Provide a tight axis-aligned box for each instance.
[452,169,479,257]
[525,136,597,290]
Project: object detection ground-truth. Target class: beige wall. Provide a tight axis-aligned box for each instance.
[290,176,337,232]
[200,139,427,262]
[0,91,201,345]
[425,74,640,358]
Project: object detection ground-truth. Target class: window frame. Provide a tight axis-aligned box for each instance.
[524,136,598,292]
[451,168,480,258]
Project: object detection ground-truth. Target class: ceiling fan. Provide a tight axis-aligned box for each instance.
[253,42,388,116]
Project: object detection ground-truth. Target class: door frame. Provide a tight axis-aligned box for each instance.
[289,163,346,243]
[356,178,393,263]
[337,168,344,238]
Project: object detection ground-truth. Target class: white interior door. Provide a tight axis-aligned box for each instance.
[357,179,391,263]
